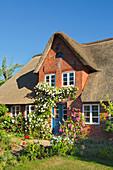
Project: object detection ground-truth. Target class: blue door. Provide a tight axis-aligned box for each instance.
[52,103,67,134]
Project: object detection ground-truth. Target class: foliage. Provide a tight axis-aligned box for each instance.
[100,95,113,132]
[0,113,28,137]
[14,113,28,134]
[35,82,78,115]
[71,138,113,161]
[50,136,74,155]
[0,129,12,150]
[0,114,14,132]
[32,82,78,139]
[0,56,23,86]
[0,104,9,116]
[59,107,86,141]
[28,111,52,140]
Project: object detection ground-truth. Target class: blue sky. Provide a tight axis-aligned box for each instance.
[0,0,113,71]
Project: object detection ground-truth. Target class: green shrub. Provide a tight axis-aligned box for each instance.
[0,104,8,117]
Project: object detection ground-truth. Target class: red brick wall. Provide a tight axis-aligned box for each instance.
[39,36,89,96]
[38,35,113,139]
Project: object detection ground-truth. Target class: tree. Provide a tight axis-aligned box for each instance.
[0,56,23,86]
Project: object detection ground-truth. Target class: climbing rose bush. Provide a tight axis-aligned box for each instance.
[34,82,78,115]
[28,111,52,139]
[59,107,86,141]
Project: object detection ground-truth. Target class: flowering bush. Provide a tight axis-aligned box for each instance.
[0,114,14,132]
[0,113,28,136]
[14,113,28,134]
[0,104,8,116]
[32,82,78,139]
[50,136,74,154]
[100,95,113,132]
[28,111,52,139]
[35,82,78,115]
[59,107,86,141]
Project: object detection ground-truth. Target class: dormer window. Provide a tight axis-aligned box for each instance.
[56,52,64,58]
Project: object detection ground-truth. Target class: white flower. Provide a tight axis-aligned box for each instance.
[12,120,15,123]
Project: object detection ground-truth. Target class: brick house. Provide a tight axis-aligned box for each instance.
[0,31,113,138]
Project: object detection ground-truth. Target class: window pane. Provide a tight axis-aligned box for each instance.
[63,74,67,78]
[12,107,15,111]
[92,118,98,123]
[16,106,19,110]
[16,111,19,115]
[70,77,74,81]
[84,106,90,111]
[92,105,98,111]
[111,117,113,123]
[63,104,67,109]
[85,118,90,122]
[31,106,35,111]
[69,73,74,85]
[56,104,59,118]
[63,81,67,86]
[63,74,67,86]
[27,110,29,115]
[12,110,15,117]
[92,112,98,116]
[84,111,90,117]
[51,75,55,80]
[70,73,74,77]
[51,75,55,87]
[69,80,74,85]
[46,76,49,82]
[63,77,67,82]
[64,115,67,119]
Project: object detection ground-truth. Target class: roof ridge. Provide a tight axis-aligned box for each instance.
[83,37,113,45]
[33,53,42,58]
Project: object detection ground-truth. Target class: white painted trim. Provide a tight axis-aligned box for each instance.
[25,105,35,119]
[45,73,56,87]
[62,71,75,87]
[11,105,20,117]
[82,104,100,125]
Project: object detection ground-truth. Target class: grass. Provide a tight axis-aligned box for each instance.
[10,156,113,170]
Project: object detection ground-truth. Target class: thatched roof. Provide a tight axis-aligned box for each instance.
[34,31,113,102]
[81,38,113,102]
[34,31,98,73]
[0,31,113,104]
[0,54,41,104]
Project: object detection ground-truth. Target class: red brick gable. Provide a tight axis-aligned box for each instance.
[39,36,89,97]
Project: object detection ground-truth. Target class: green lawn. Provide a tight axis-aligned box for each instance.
[10,156,113,170]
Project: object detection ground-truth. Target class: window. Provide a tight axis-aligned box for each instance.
[110,114,113,124]
[45,74,56,87]
[25,105,35,118]
[55,104,59,119]
[54,103,67,119]
[11,105,20,117]
[63,103,67,119]
[56,52,64,58]
[83,104,100,124]
[62,71,75,87]
[109,107,113,124]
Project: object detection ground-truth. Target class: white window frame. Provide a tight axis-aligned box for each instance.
[25,105,35,119]
[45,74,56,87]
[11,105,20,117]
[82,104,100,125]
[109,114,113,124]
[62,71,75,87]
